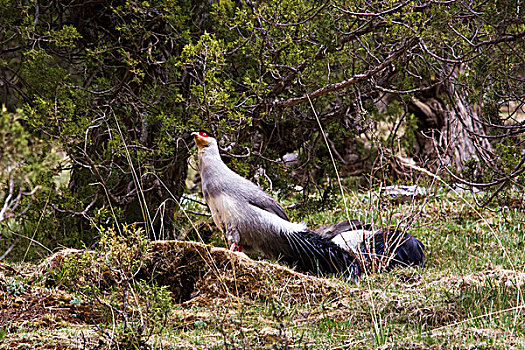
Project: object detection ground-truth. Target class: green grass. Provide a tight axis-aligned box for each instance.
[1,188,525,349]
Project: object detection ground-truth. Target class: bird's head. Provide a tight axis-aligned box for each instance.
[191,131,216,149]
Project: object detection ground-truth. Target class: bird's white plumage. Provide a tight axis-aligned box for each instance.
[331,229,375,253]
[250,205,307,235]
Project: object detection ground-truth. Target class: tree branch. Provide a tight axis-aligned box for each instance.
[275,40,413,107]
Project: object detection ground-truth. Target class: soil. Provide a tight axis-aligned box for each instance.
[0,241,349,349]
[0,264,103,350]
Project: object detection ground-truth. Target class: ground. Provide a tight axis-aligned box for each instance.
[1,190,524,349]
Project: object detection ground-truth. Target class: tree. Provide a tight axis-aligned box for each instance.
[1,0,523,253]
[182,0,525,203]
[0,108,57,259]
[0,109,41,223]
[1,0,214,242]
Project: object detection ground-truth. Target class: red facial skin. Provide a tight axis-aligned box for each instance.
[192,131,212,148]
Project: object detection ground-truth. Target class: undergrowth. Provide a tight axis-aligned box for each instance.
[1,189,525,349]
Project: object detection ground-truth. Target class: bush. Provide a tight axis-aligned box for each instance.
[46,224,172,349]
[0,108,58,260]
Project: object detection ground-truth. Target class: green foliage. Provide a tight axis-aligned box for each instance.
[0,108,60,260]
[5,279,26,296]
[98,224,152,279]
[0,109,55,192]
[1,0,524,254]
[48,225,151,291]
[96,226,171,348]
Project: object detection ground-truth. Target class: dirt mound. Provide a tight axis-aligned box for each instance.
[43,240,350,305]
[2,241,352,349]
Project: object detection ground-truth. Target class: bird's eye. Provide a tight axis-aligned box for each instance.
[199,132,208,137]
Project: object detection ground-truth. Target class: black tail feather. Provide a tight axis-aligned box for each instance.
[281,230,362,281]
[362,230,425,269]
[315,220,425,271]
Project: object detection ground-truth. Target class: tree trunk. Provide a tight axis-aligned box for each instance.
[409,67,493,172]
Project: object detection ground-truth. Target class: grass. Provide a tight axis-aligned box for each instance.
[1,188,525,349]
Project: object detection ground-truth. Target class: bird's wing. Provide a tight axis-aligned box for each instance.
[281,229,362,281]
[248,196,289,221]
[315,220,372,239]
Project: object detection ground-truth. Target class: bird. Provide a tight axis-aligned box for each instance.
[314,220,425,271]
[191,131,362,280]
[191,131,424,280]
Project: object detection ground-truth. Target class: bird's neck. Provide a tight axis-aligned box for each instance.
[198,144,228,173]
[198,142,219,158]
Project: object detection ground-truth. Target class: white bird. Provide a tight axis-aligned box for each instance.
[191,131,424,280]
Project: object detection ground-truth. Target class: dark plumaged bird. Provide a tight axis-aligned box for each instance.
[191,131,424,280]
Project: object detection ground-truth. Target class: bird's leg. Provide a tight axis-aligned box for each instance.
[226,225,241,251]
[229,243,244,252]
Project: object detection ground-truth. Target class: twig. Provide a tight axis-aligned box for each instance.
[0,244,15,261]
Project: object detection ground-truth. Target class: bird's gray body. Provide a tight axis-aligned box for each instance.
[197,138,305,259]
